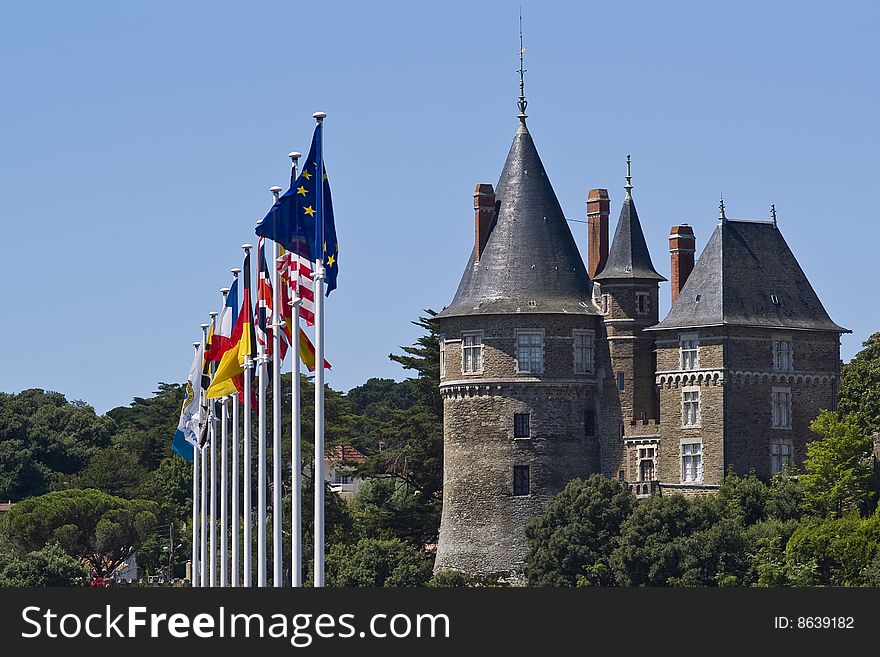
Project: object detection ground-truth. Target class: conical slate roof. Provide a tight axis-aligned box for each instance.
[437,122,595,318]
[649,219,847,333]
[593,194,665,281]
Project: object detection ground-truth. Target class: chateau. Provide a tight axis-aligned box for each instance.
[433,102,847,578]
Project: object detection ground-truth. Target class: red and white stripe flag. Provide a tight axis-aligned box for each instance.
[277,251,316,327]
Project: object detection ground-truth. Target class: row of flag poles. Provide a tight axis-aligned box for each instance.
[172,112,338,587]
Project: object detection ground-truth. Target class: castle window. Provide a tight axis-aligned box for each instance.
[638,447,656,482]
[636,292,650,315]
[515,330,544,374]
[513,465,530,496]
[573,329,594,373]
[584,409,595,437]
[514,413,530,438]
[773,340,792,372]
[770,439,793,475]
[461,332,483,374]
[617,372,625,391]
[439,335,446,378]
[601,294,610,314]
[681,441,703,483]
[771,387,792,428]
[680,333,699,370]
[682,388,700,427]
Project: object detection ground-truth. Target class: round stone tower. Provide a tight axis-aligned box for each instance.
[433,117,602,579]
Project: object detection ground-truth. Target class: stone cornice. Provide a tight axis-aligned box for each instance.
[440,376,597,398]
[656,368,838,387]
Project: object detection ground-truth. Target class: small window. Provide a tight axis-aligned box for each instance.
[601,294,610,314]
[573,330,594,374]
[584,409,596,437]
[770,440,793,475]
[682,389,700,427]
[515,330,544,374]
[771,388,792,428]
[694,294,702,303]
[514,413,530,438]
[681,442,703,483]
[617,372,625,391]
[680,333,699,371]
[770,294,780,305]
[513,465,530,496]
[638,447,656,482]
[617,470,625,481]
[439,336,446,378]
[462,332,483,373]
[773,340,792,372]
[636,292,650,315]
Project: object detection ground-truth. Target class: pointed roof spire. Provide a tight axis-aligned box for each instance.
[593,155,666,282]
[517,10,528,124]
[624,154,633,200]
[719,196,727,223]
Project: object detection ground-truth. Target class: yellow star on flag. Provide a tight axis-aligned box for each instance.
[327,254,336,267]
[302,170,312,180]
[304,205,316,217]
[296,186,307,196]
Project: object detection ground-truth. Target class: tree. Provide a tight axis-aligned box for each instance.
[524,476,635,586]
[1,488,158,577]
[837,332,880,436]
[785,515,880,586]
[325,537,433,587]
[350,478,440,548]
[69,447,148,499]
[0,543,86,587]
[389,310,442,418]
[801,411,876,518]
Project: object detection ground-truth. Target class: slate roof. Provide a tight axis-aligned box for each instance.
[437,122,595,319]
[649,219,847,333]
[593,194,666,281]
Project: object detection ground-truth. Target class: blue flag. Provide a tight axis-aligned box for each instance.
[255,124,339,294]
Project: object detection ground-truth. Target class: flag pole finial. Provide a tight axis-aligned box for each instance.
[288,151,301,162]
[517,9,528,124]
[313,111,327,122]
[242,244,253,252]
[220,287,230,295]
[719,196,727,223]
[209,311,218,320]
[193,341,200,349]
[270,186,282,201]
[624,154,633,200]
[230,268,241,277]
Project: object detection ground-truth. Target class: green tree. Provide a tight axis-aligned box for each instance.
[350,478,440,548]
[1,488,158,577]
[325,537,433,587]
[69,447,148,499]
[0,543,86,587]
[524,476,635,586]
[785,515,880,586]
[801,411,876,518]
[389,310,442,417]
[837,332,880,436]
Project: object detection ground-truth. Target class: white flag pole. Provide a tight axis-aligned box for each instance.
[288,150,303,587]
[219,290,230,588]
[230,267,241,587]
[208,310,218,588]
[191,340,201,587]
[199,322,209,587]
[268,185,284,587]
[313,110,327,588]
[241,244,253,587]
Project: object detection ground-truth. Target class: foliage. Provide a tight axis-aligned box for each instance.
[325,537,433,587]
[524,476,635,586]
[801,411,876,518]
[350,478,440,548]
[388,310,442,418]
[785,514,880,586]
[837,332,880,436]
[0,542,86,587]
[427,570,473,587]
[1,488,158,577]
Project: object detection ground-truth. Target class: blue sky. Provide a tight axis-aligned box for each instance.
[0,1,877,413]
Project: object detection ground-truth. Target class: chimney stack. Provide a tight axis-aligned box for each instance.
[669,225,696,304]
[474,183,495,261]
[587,189,610,279]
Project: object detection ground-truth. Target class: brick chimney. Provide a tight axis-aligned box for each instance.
[474,183,495,261]
[587,189,609,279]
[669,225,696,304]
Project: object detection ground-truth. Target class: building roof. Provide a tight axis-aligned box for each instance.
[649,219,847,333]
[327,445,367,463]
[593,194,665,282]
[436,122,595,319]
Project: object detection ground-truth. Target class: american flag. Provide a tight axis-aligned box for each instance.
[277,249,316,327]
[256,237,289,360]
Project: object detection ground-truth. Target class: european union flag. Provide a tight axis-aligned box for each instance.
[256,124,339,295]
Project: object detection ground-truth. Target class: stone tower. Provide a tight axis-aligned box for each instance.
[433,116,602,578]
[592,160,666,484]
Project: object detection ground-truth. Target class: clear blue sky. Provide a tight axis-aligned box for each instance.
[1,1,877,413]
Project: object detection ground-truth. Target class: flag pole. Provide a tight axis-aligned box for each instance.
[219,288,229,588]
[199,322,209,587]
[230,268,241,587]
[241,244,253,587]
[191,340,201,587]
[257,282,268,588]
[312,110,327,588]
[288,150,303,587]
[268,185,285,587]
[208,310,218,587]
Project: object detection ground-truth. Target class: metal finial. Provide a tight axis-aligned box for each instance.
[242,243,253,252]
[288,151,301,162]
[624,154,633,200]
[193,341,200,349]
[517,10,528,123]
[770,203,777,226]
[220,287,230,296]
[289,151,301,187]
[230,267,241,277]
[208,311,218,319]
[313,111,327,122]
[269,185,282,202]
[719,196,726,222]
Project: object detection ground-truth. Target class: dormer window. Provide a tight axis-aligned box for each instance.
[770,294,780,305]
